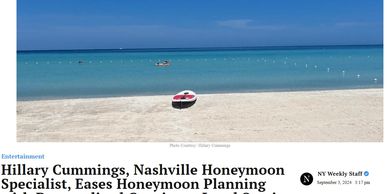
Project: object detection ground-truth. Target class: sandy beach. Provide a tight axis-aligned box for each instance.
[17,89,383,142]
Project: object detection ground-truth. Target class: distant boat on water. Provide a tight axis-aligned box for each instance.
[155,60,171,67]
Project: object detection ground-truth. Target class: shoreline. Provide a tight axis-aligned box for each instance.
[17,88,383,142]
[17,86,383,102]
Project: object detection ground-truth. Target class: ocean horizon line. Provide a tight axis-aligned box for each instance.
[17,44,383,53]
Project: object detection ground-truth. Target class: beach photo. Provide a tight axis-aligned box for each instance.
[17,0,383,142]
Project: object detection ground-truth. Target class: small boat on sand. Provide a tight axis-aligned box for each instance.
[172,90,197,109]
[155,60,171,67]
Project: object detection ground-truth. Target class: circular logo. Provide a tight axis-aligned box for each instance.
[300,172,313,186]
[364,171,369,176]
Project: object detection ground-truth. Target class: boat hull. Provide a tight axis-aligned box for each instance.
[172,90,197,109]
[172,100,197,109]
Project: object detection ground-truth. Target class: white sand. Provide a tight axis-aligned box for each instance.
[17,89,383,142]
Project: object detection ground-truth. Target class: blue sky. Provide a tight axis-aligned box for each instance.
[17,0,383,50]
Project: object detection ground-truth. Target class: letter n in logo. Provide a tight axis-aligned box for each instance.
[300,172,313,186]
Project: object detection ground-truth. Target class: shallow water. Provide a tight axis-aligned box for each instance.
[17,45,383,100]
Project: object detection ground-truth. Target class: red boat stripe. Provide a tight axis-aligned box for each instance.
[173,94,195,100]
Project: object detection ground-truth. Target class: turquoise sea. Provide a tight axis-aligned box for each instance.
[17,45,383,100]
